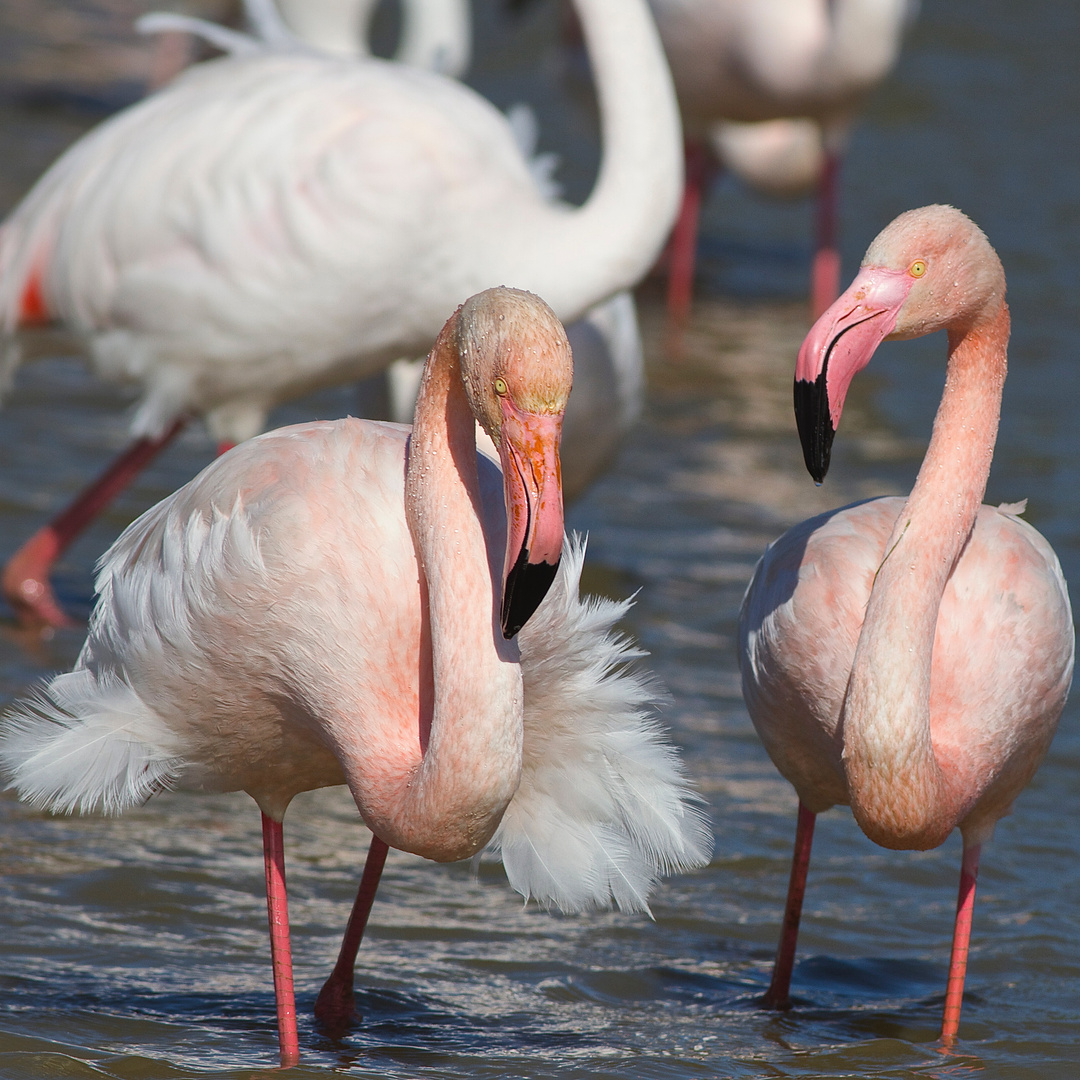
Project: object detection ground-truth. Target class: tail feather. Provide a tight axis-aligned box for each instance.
[0,668,183,816]
[488,535,713,914]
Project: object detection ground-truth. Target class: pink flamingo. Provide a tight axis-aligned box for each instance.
[0,288,711,1067]
[738,205,1074,1040]
[0,0,681,630]
[648,0,917,324]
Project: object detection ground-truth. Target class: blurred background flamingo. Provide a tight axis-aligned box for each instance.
[0,0,680,630]
[647,0,918,323]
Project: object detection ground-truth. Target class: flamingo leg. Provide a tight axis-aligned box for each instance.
[810,150,842,319]
[665,139,714,340]
[2,418,187,630]
[940,842,981,1043]
[761,801,816,1009]
[261,811,300,1068]
[314,835,390,1037]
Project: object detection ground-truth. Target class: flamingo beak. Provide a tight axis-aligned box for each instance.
[497,398,564,639]
[794,265,916,482]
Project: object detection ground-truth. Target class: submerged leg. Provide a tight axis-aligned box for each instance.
[262,811,300,1068]
[314,836,390,1037]
[940,842,981,1043]
[810,150,842,320]
[2,418,186,629]
[761,801,817,1009]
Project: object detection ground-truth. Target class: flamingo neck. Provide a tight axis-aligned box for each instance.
[520,0,682,318]
[843,302,1009,850]
[363,319,522,862]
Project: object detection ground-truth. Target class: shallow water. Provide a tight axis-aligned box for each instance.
[0,1,1079,1077]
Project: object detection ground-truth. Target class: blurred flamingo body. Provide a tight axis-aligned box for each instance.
[275,0,472,75]
[0,0,681,627]
[739,206,1073,1039]
[647,0,916,320]
[0,289,711,1066]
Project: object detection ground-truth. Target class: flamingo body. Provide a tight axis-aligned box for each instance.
[649,0,914,133]
[742,495,1072,844]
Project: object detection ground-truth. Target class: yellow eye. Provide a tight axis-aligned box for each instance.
[909,259,927,278]
[494,377,507,395]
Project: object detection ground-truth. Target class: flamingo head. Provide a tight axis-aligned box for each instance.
[794,204,1005,482]
[457,288,573,638]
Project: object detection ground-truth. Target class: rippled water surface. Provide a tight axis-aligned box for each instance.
[1,1,1079,1077]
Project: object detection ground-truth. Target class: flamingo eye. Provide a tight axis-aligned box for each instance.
[494,377,507,395]
[909,260,927,278]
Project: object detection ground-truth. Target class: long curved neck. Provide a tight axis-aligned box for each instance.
[843,302,1009,849]
[368,321,522,861]
[512,0,682,318]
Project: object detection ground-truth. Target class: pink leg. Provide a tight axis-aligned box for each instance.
[2,418,187,630]
[262,812,300,1068]
[665,140,714,340]
[810,150,842,320]
[314,836,390,1037]
[941,843,981,1043]
[761,801,816,1009]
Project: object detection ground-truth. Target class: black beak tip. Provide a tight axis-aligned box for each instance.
[793,374,835,484]
[501,552,560,639]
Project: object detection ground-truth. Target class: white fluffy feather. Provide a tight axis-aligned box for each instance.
[489,536,713,914]
[0,668,182,816]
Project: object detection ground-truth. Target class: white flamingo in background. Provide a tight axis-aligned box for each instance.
[0,288,712,1067]
[646,0,917,322]
[275,0,472,75]
[0,0,680,629]
[738,206,1073,1039]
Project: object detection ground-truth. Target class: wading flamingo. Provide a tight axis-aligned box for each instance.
[0,288,712,1067]
[647,0,916,323]
[0,0,680,629]
[738,206,1073,1040]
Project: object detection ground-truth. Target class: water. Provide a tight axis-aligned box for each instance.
[1,1,1079,1077]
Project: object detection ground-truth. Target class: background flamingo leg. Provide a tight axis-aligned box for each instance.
[810,150,842,319]
[314,836,390,1037]
[665,139,714,339]
[1,417,187,630]
[760,801,817,1009]
[261,811,300,1068]
[941,842,981,1043]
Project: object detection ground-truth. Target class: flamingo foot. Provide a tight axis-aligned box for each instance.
[314,971,360,1038]
[315,836,390,1039]
[2,527,79,631]
[2,419,188,631]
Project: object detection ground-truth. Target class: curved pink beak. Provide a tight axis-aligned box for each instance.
[497,397,564,639]
[795,265,916,482]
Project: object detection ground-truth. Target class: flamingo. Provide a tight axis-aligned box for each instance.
[0,0,681,629]
[178,1,646,504]
[738,206,1074,1040]
[274,0,472,75]
[647,0,917,322]
[0,288,712,1067]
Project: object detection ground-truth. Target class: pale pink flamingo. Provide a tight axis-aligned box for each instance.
[738,205,1074,1040]
[647,0,917,323]
[0,0,680,630]
[0,288,711,1067]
